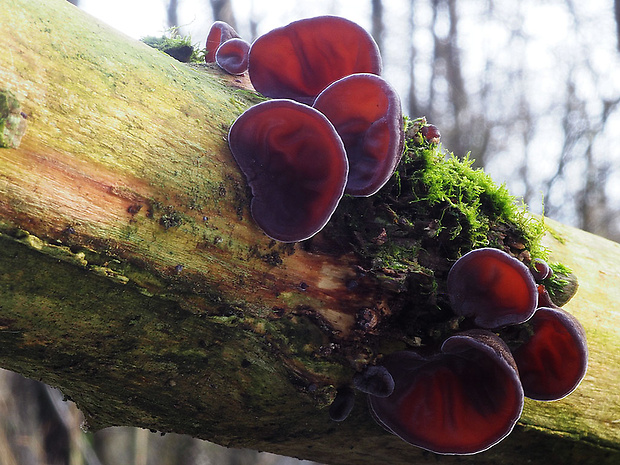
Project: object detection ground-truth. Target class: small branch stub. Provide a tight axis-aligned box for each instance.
[0,89,27,149]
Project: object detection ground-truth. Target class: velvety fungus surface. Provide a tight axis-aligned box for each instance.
[313,73,404,196]
[368,331,523,455]
[216,38,250,75]
[227,99,348,242]
[248,16,382,104]
[353,365,395,398]
[447,248,538,328]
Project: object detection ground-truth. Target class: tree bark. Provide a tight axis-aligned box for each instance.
[0,1,618,464]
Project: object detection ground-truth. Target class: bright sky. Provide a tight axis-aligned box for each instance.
[77,0,620,225]
[79,0,374,41]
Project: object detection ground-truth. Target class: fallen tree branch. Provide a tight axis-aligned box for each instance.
[0,1,618,464]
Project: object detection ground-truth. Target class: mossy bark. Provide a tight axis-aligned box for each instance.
[0,1,618,464]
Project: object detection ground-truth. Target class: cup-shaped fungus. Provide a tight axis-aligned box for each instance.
[512,306,588,401]
[421,124,441,144]
[530,258,553,282]
[329,386,356,422]
[353,365,395,398]
[248,16,382,104]
[227,99,348,242]
[215,38,250,75]
[313,73,404,196]
[368,330,523,455]
[205,21,240,63]
[447,248,538,328]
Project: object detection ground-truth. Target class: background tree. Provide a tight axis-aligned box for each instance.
[371,0,384,53]
[615,0,620,51]
[167,0,179,28]
[210,0,237,29]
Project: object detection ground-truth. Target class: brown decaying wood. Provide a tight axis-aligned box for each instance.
[0,1,618,464]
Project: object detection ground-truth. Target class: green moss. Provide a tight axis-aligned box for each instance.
[141,32,202,63]
[158,206,185,229]
[544,262,579,306]
[331,117,548,264]
[397,118,546,253]
[318,117,568,350]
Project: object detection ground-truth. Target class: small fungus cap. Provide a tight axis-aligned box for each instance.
[205,21,240,63]
[227,99,348,242]
[329,386,356,422]
[353,365,395,398]
[421,124,441,144]
[215,38,250,75]
[447,248,538,328]
[368,330,523,455]
[313,73,404,196]
[530,258,552,282]
[248,16,382,104]
[512,306,588,401]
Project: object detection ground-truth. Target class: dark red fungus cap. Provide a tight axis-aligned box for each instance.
[447,248,538,328]
[227,99,348,242]
[353,365,395,398]
[530,258,553,282]
[512,306,588,401]
[421,124,441,144]
[248,16,382,104]
[369,330,523,455]
[215,38,250,75]
[205,21,240,63]
[313,73,404,196]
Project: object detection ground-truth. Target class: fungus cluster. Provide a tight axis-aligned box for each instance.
[357,248,588,454]
[209,16,404,242]
[208,16,588,456]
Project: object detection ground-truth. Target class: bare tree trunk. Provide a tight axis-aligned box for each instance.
[371,0,384,54]
[434,0,467,160]
[0,1,619,464]
[444,0,467,119]
[209,0,237,29]
[615,0,620,52]
[407,0,420,118]
[167,0,179,28]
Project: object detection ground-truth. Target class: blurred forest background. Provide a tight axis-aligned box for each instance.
[2,0,619,463]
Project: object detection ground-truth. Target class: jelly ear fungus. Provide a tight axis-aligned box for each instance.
[248,16,382,104]
[512,306,588,401]
[368,330,523,455]
[205,21,240,63]
[313,73,404,197]
[447,247,538,328]
[227,99,348,242]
